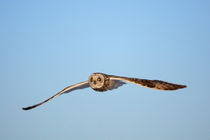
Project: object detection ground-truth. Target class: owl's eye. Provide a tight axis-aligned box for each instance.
[97,77,101,82]
[90,77,93,82]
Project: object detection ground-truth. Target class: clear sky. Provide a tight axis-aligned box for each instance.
[0,0,210,140]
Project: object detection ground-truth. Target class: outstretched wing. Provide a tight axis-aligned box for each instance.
[109,75,186,90]
[22,81,89,110]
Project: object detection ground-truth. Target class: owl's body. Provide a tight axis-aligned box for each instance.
[23,72,187,110]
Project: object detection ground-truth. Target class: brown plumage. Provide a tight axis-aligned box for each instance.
[108,75,186,90]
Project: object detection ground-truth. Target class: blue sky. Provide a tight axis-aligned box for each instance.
[0,0,210,140]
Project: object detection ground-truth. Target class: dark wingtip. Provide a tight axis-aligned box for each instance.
[22,107,31,110]
[172,84,187,90]
[22,105,37,110]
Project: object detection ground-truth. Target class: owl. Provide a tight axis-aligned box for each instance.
[22,73,186,110]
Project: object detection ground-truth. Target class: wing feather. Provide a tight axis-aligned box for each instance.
[109,75,186,90]
[22,81,89,110]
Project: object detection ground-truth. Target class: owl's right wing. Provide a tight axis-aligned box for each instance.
[109,75,186,91]
[22,81,89,110]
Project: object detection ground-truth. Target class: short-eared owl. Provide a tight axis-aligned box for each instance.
[22,73,186,110]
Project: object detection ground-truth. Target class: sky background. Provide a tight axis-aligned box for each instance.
[0,0,210,140]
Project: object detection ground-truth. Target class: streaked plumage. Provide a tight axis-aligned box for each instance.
[22,73,186,110]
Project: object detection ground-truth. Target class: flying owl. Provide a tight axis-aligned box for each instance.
[22,73,186,110]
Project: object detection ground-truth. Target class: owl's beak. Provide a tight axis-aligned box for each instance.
[94,81,96,85]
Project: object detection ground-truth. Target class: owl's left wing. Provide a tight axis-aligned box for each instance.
[109,75,186,90]
[22,81,89,110]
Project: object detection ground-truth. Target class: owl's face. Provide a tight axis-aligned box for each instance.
[88,73,110,91]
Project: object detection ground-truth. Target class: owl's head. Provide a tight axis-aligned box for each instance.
[88,73,110,92]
